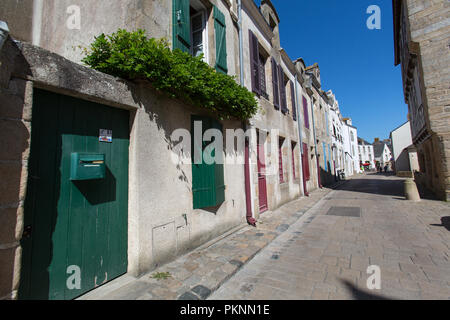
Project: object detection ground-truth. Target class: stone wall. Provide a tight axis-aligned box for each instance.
[0,39,33,300]
[406,0,450,200]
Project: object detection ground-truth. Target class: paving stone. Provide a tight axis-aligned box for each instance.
[178,291,199,300]
[276,224,290,232]
[191,285,211,300]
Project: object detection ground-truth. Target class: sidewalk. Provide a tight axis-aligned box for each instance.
[79,181,346,300]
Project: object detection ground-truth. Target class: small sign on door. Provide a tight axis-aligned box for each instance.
[99,129,112,143]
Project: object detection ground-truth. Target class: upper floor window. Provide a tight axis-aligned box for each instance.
[279,69,288,114]
[249,29,269,98]
[190,8,207,59]
[173,1,227,73]
[302,96,309,129]
[259,54,268,98]
[173,1,207,56]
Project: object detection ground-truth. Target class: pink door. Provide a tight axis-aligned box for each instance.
[257,138,268,213]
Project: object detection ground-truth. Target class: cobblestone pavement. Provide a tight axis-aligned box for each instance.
[210,174,450,300]
[79,180,339,300]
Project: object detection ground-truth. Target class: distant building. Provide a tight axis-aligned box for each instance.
[393,0,450,200]
[342,118,360,176]
[390,121,420,174]
[373,139,393,169]
[327,91,345,179]
[358,138,375,170]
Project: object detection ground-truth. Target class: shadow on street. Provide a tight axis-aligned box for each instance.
[336,174,441,201]
[430,216,450,231]
[336,178,405,198]
[341,280,395,300]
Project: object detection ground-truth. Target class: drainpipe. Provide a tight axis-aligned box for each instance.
[237,0,244,86]
[294,74,307,196]
[244,122,256,226]
[0,21,9,51]
[310,94,322,188]
[238,1,256,226]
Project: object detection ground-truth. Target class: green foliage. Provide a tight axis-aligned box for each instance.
[82,29,258,120]
[151,272,172,280]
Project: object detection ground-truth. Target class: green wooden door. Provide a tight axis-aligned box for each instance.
[19,89,129,300]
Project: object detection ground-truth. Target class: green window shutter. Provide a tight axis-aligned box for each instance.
[191,116,225,209]
[212,120,225,205]
[214,6,228,74]
[173,0,191,53]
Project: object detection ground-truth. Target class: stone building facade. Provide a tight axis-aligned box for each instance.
[327,91,345,179]
[304,63,335,187]
[393,0,450,200]
[241,0,303,217]
[0,0,358,300]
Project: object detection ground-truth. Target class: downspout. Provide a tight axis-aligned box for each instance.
[238,0,256,226]
[294,74,307,196]
[238,0,244,86]
[310,95,322,188]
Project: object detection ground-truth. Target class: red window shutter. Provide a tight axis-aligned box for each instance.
[279,66,287,114]
[249,30,260,95]
[271,58,280,109]
[290,80,297,121]
[303,142,310,181]
[302,96,309,129]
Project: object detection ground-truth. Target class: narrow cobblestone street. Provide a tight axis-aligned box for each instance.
[210,174,450,300]
[81,174,450,300]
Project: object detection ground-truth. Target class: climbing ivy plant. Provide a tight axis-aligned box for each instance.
[82,29,258,120]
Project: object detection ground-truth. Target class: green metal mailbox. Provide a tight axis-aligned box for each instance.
[70,153,106,181]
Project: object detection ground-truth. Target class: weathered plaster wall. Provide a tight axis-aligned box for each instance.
[0,0,34,42]
[0,38,246,298]
[391,122,414,172]
[0,0,172,64]
[4,0,239,78]
[129,81,246,275]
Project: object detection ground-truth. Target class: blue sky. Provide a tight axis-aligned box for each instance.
[255,0,408,142]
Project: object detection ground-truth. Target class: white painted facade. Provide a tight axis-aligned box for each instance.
[390,121,419,172]
[358,139,376,170]
[342,119,360,176]
[327,91,345,177]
